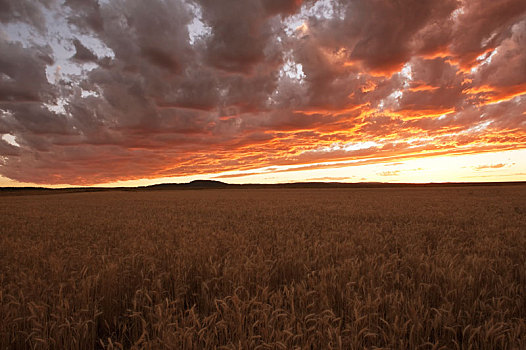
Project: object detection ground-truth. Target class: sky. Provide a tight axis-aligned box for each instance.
[0,0,525,187]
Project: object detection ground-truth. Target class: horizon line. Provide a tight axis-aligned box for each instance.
[2,179,526,191]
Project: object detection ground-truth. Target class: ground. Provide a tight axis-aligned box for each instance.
[1,186,525,349]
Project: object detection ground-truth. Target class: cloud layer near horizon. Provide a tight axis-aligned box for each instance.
[0,0,525,185]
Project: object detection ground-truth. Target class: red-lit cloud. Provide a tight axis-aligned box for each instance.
[0,0,525,185]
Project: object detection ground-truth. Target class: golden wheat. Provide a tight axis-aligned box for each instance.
[0,186,525,349]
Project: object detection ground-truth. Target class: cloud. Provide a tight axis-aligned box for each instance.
[377,170,400,177]
[71,38,97,62]
[0,0,525,185]
[0,0,52,33]
[0,40,54,103]
[449,0,526,68]
[212,172,262,179]
[306,176,352,181]
[474,163,514,170]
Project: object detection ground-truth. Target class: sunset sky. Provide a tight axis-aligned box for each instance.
[0,0,525,187]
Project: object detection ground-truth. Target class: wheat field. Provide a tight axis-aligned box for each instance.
[1,186,525,349]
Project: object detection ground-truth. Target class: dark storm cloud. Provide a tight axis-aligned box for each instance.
[0,137,19,156]
[449,0,526,68]
[0,0,53,33]
[306,0,459,73]
[0,0,525,185]
[196,0,302,74]
[472,18,526,89]
[64,0,103,32]
[71,38,97,62]
[0,40,54,103]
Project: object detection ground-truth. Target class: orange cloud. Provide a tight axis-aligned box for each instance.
[474,163,511,170]
[408,84,440,92]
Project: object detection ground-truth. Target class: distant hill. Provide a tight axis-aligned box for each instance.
[144,180,230,190]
